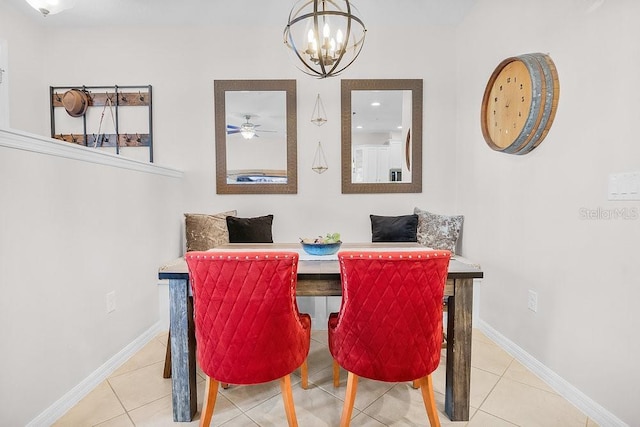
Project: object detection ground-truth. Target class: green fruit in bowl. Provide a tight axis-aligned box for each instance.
[324,232,341,244]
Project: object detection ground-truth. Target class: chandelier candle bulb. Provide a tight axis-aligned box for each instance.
[336,29,344,51]
[307,30,316,53]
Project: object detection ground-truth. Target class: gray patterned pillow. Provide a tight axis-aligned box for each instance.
[414,207,463,253]
[184,210,237,252]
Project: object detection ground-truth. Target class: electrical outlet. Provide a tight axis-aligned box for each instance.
[106,291,116,313]
[527,290,538,312]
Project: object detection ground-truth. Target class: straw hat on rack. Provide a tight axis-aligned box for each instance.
[62,89,90,117]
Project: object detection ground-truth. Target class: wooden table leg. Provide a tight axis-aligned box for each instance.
[445,278,473,421]
[168,278,197,422]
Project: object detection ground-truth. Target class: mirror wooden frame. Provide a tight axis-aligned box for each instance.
[341,79,423,194]
[214,79,297,194]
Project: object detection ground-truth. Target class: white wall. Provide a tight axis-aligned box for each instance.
[0,130,183,426]
[34,22,460,241]
[7,0,639,425]
[0,1,48,134]
[0,38,9,127]
[0,4,459,424]
[455,0,640,425]
[0,6,182,425]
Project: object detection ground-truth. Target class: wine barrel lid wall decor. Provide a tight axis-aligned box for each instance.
[481,53,559,155]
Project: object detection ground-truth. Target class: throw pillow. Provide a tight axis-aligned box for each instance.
[370,214,418,242]
[226,214,274,243]
[414,207,464,253]
[184,210,237,252]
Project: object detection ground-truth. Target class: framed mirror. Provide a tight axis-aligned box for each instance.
[341,79,423,193]
[215,80,297,194]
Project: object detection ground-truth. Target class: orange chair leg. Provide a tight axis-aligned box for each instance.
[339,372,358,427]
[280,375,299,427]
[417,375,441,427]
[412,379,419,389]
[300,359,308,389]
[199,376,219,427]
[333,360,340,387]
[221,383,230,389]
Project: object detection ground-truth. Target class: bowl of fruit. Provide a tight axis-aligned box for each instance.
[300,233,342,256]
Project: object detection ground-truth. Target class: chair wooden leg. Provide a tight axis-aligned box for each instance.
[300,359,308,389]
[339,372,358,427]
[162,332,172,379]
[199,376,219,427]
[333,360,340,387]
[417,375,440,427]
[221,383,230,389]
[280,375,299,427]
[412,379,419,389]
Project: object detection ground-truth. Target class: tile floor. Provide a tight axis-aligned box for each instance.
[54,329,597,426]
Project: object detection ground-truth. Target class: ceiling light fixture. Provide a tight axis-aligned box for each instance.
[237,115,256,139]
[284,0,366,78]
[26,0,76,17]
[240,126,256,140]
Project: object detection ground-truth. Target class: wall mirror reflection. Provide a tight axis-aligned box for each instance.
[214,80,297,194]
[341,79,423,193]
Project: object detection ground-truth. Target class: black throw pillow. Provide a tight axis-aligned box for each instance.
[370,214,418,242]
[226,215,274,243]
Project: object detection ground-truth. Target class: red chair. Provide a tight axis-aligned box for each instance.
[185,251,311,427]
[329,250,451,427]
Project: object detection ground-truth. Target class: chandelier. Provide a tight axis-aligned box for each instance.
[25,0,76,16]
[284,0,366,78]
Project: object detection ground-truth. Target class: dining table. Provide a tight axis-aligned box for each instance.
[158,242,483,422]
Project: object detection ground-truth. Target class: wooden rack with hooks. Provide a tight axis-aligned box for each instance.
[50,84,153,162]
[52,90,151,107]
[53,133,151,147]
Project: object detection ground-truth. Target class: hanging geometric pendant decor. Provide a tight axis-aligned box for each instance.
[312,141,328,174]
[311,94,328,126]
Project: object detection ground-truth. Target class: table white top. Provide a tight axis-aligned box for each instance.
[159,243,482,278]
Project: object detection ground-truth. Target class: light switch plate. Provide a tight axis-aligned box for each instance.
[608,172,640,200]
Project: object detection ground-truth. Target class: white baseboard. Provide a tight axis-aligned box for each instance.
[477,320,628,427]
[27,322,164,427]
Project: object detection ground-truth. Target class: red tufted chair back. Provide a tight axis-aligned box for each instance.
[329,250,451,426]
[186,251,310,385]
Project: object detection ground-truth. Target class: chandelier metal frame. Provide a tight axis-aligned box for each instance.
[284,0,366,78]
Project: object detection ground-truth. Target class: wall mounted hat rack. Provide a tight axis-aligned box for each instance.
[50,84,153,162]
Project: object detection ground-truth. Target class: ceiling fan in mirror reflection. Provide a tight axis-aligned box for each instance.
[226,115,277,140]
